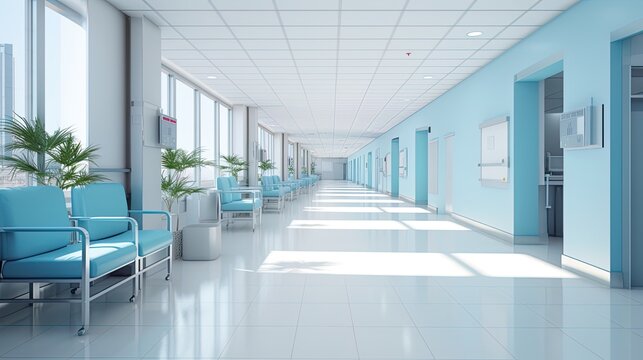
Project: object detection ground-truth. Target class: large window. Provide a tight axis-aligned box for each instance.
[200,94,215,187]
[0,0,27,187]
[258,126,275,175]
[175,79,195,180]
[44,4,87,146]
[161,71,169,114]
[219,104,230,158]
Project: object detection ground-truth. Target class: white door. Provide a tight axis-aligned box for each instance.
[445,135,454,213]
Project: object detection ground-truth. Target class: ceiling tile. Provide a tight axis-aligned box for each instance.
[399,11,463,26]
[341,11,402,26]
[513,11,563,26]
[533,0,579,10]
[457,10,523,26]
[471,0,539,10]
[218,11,281,26]
[284,26,338,39]
[275,0,340,10]
[106,0,149,10]
[392,26,451,39]
[230,26,285,39]
[405,0,474,10]
[445,26,504,39]
[340,26,394,39]
[176,26,235,39]
[240,39,290,50]
[341,0,408,10]
[190,39,243,50]
[280,11,339,26]
[436,39,488,50]
[213,0,275,10]
[160,26,182,39]
[158,11,223,26]
[146,0,213,10]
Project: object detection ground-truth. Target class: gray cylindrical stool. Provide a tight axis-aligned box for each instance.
[182,223,221,261]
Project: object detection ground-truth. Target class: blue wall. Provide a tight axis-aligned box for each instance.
[349,0,643,273]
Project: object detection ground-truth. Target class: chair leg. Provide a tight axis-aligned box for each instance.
[165,245,172,281]
[131,266,138,302]
[78,276,90,336]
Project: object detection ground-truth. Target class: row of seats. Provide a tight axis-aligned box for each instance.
[0,183,173,336]
[216,174,319,230]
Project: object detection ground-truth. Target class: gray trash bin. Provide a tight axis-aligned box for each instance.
[182,189,222,261]
[182,223,221,261]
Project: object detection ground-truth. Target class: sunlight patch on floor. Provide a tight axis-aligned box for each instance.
[313,199,405,204]
[453,253,578,278]
[303,206,384,213]
[288,219,407,230]
[258,251,474,277]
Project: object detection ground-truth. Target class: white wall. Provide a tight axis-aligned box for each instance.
[87,0,128,185]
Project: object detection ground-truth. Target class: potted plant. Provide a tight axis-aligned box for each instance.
[287,164,295,179]
[217,154,248,183]
[0,115,106,188]
[301,166,309,176]
[258,159,276,183]
[161,148,212,259]
[311,161,317,175]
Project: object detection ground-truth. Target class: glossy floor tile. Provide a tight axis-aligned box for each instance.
[1,180,643,359]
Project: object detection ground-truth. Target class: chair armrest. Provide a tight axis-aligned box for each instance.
[70,216,139,249]
[128,210,172,232]
[0,227,92,275]
[220,189,262,203]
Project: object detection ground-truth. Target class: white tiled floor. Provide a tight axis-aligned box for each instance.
[1,180,643,359]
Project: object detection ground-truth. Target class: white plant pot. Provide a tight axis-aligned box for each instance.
[172,231,183,259]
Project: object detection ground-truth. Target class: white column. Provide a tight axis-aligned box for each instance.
[129,16,162,229]
[247,107,259,186]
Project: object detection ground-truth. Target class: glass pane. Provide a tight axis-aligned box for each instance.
[0,0,27,187]
[219,103,229,158]
[161,71,169,114]
[45,5,87,146]
[175,79,195,179]
[200,94,215,187]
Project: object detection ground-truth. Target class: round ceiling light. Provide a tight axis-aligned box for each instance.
[207,75,217,79]
[467,31,483,37]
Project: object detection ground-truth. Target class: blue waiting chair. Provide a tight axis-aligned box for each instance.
[217,176,262,231]
[261,175,287,211]
[71,183,173,286]
[0,186,139,336]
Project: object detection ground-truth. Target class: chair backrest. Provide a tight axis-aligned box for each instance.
[0,186,71,261]
[262,175,273,190]
[217,176,242,204]
[71,183,129,240]
[271,175,280,185]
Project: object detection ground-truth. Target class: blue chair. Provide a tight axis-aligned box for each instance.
[261,175,287,211]
[217,176,262,231]
[71,183,173,284]
[271,175,297,200]
[0,186,139,336]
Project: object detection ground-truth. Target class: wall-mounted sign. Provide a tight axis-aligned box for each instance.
[159,114,177,149]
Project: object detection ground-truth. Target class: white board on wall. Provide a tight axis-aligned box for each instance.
[479,116,509,186]
[429,139,439,194]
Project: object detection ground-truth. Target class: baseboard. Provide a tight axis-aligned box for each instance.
[399,195,415,204]
[450,212,514,243]
[449,212,548,245]
[427,204,438,213]
[560,254,619,287]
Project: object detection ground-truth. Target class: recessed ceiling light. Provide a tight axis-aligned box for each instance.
[467,31,483,37]
[207,75,217,79]
[423,75,433,79]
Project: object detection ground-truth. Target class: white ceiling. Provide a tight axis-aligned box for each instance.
[107,0,578,157]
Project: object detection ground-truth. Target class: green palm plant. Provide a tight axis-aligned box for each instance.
[0,115,105,189]
[161,148,212,218]
[258,159,276,175]
[217,154,248,181]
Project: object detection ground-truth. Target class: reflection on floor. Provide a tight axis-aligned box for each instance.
[1,180,643,359]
